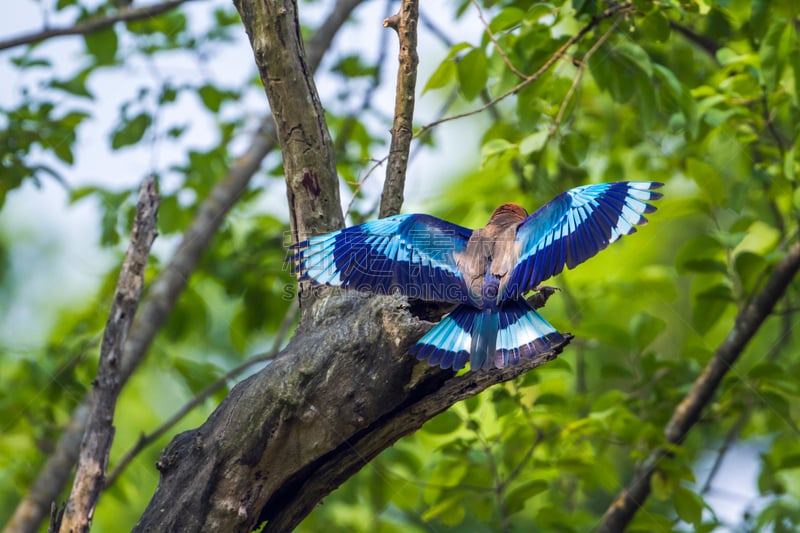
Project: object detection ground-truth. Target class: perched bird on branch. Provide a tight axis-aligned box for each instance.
[290,181,663,371]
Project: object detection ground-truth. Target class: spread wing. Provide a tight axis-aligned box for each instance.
[501,181,663,299]
[290,214,474,304]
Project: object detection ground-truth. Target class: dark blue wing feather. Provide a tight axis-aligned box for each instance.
[290,214,474,304]
[501,181,663,299]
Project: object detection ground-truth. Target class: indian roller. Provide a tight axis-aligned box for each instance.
[290,181,663,371]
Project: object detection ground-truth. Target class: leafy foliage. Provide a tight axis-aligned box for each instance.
[1,0,799,532]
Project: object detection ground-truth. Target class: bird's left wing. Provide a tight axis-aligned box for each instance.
[290,214,474,304]
[501,181,663,299]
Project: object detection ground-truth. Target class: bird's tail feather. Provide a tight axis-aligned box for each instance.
[410,300,565,371]
[471,308,499,370]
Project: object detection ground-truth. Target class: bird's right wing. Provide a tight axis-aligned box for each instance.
[290,214,475,304]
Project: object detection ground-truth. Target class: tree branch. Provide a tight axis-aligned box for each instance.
[379,0,419,218]
[551,17,620,135]
[470,0,526,80]
[598,239,800,533]
[0,0,198,52]
[235,0,345,248]
[104,300,298,489]
[57,177,159,533]
[133,291,573,531]
[3,2,362,531]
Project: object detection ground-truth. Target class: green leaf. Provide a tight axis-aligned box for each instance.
[526,4,556,22]
[631,312,665,351]
[60,111,90,128]
[49,71,93,99]
[457,48,488,101]
[84,26,118,65]
[160,86,178,104]
[691,294,729,334]
[650,470,673,501]
[421,495,465,526]
[696,284,734,301]
[590,42,653,110]
[572,0,598,17]
[640,10,670,42]
[489,7,525,32]
[778,454,800,470]
[199,85,223,112]
[653,64,698,139]
[576,321,630,349]
[481,138,515,163]
[674,486,704,526]
[330,54,378,79]
[593,390,628,411]
[784,144,796,182]
[560,132,588,166]
[616,42,653,78]
[506,480,548,514]
[519,130,549,155]
[424,60,456,92]
[535,392,566,406]
[111,112,152,149]
[173,357,222,395]
[759,20,790,92]
[675,235,726,274]
[422,410,462,435]
[686,158,726,206]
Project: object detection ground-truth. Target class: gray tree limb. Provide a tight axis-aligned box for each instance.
[57,177,159,533]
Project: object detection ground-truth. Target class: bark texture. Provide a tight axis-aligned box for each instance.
[133,293,572,532]
[235,0,345,246]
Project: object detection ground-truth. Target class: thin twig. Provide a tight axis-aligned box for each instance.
[598,239,800,533]
[379,0,419,218]
[345,155,389,215]
[551,17,620,134]
[414,2,633,139]
[700,406,750,495]
[105,300,299,487]
[470,0,526,80]
[57,177,159,533]
[0,0,199,52]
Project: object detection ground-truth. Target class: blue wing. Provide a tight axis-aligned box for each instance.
[501,181,663,299]
[290,214,474,304]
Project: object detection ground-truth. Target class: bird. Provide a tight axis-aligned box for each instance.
[289,181,663,371]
